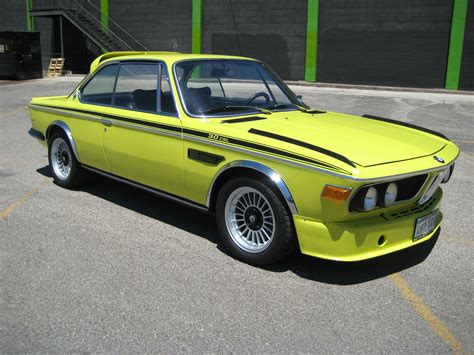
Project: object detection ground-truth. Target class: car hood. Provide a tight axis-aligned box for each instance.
[212,111,447,168]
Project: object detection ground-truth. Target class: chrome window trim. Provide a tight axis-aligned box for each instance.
[77,60,180,118]
[206,160,298,215]
[171,58,300,119]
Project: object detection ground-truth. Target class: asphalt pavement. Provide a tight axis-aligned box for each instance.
[1,77,473,353]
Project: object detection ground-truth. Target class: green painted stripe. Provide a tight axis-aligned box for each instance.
[445,0,469,90]
[192,0,202,54]
[100,0,109,32]
[26,0,35,31]
[304,0,319,82]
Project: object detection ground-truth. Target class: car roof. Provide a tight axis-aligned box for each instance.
[90,52,256,73]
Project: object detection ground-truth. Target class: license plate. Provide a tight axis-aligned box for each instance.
[413,210,439,242]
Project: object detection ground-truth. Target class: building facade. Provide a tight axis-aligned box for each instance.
[1,0,472,90]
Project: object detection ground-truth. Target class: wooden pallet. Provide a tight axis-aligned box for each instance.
[47,58,65,77]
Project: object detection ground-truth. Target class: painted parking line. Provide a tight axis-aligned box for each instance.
[3,107,27,117]
[390,273,466,354]
[454,139,474,145]
[442,235,474,247]
[0,182,46,220]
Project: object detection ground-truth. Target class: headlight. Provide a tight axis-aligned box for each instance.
[382,182,398,206]
[363,187,378,211]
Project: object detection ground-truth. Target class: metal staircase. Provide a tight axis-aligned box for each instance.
[30,0,148,52]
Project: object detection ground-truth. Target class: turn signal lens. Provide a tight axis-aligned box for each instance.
[321,185,352,203]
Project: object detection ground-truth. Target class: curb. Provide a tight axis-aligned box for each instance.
[286,81,474,96]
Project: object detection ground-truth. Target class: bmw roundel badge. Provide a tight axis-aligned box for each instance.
[434,156,445,163]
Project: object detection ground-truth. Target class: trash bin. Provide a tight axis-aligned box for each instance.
[0,31,43,80]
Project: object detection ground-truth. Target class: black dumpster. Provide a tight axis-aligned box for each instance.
[0,31,42,80]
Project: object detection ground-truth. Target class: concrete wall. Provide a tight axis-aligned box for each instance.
[317,0,453,88]
[0,0,472,90]
[201,0,307,81]
[109,0,192,53]
[0,0,27,31]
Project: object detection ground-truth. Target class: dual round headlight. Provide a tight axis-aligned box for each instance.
[382,182,398,207]
[363,187,378,211]
[359,182,398,211]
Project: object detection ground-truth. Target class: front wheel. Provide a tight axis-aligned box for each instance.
[216,178,296,265]
[48,131,83,188]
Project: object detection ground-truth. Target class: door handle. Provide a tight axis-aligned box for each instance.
[102,119,112,127]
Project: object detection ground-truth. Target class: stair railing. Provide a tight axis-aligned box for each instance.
[30,0,148,51]
[82,0,148,51]
[66,1,133,51]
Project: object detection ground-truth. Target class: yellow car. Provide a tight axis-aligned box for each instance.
[28,52,459,265]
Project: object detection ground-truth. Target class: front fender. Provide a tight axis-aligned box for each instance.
[206,160,298,215]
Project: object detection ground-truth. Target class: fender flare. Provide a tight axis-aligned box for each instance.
[46,121,80,162]
[206,160,298,215]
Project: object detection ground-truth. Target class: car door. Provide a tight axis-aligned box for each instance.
[68,63,120,171]
[101,61,185,197]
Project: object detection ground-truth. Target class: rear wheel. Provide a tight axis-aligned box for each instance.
[48,131,83,188]
[216,178,296,265]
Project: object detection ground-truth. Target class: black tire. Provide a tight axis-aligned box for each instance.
[48,130,84,188]
[216,177,296,265]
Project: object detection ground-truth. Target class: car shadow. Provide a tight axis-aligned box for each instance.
[264,230,439,285]
[36,166,440,285]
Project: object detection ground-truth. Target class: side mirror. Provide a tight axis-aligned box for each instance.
[72,90,81,100]
[296,95,306,105]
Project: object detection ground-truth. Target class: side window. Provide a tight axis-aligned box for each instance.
[159,65,177,115]
[114,63,158,112]
[81,64,118,105]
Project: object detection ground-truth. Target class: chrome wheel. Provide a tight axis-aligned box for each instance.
[224,187,276,253]
[51,137,72,180]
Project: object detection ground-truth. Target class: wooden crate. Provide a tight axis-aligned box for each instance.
[47,58,65,77]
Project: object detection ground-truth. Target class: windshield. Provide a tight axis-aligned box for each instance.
[174,59,302,117]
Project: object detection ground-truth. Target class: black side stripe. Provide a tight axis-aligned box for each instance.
[221,116,267,124]
[33,104,103,117]
[33,104,182,133]
[361,114,449,141]
[102,113,182,132]
[33,104,351,174]
[183,128,349,173]
[248,128,356,168]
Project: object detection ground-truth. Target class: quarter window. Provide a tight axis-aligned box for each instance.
[114,63,159,113]
[81,64,118,105]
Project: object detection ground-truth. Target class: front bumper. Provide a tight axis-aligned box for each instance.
[294,188,443,262]
[28,127,45,141]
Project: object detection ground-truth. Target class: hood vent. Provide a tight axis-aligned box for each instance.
[221,116,267,124]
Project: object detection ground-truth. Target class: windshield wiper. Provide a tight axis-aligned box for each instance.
[203,105,272,115]
[268,103,325,114]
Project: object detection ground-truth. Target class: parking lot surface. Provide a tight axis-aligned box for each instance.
[1,77,473,353]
